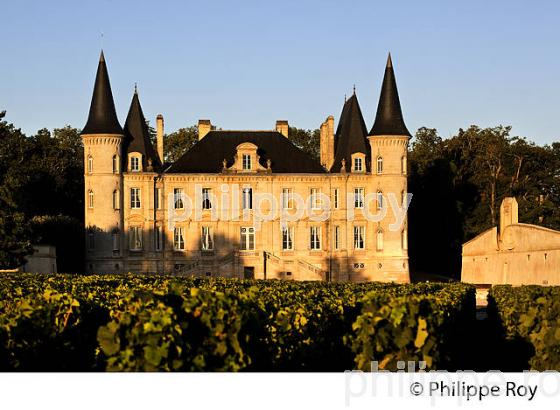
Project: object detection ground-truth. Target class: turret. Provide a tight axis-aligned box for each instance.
[367,53,410,281]
[81,51,124,273]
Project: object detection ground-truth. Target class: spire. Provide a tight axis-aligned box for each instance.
[81,51,123,135]
[369,53,411,137]
[123,90,161,170]
[330,93,370,172]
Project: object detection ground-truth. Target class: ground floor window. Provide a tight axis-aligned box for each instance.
[201,226,213,250]
[310,226,321,250]
[129,226,143,250]
[354,226,365,249]
[174,227,185,250]
[282,226,294,250]
[240,227,255,250]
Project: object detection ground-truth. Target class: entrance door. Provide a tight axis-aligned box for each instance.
[243,266,255,279]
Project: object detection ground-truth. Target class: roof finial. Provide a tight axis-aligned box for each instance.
[134,82,138,94]
[353,84,356,95]
[344,94,347,103]
[387,52,393,68]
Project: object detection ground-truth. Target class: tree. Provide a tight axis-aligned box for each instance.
[164,126,199,163]
[288,127,320,161]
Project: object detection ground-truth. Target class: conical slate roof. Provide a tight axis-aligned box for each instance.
[330,92,370,172]
[123,90,161,171]
[81,51,123,135]
[369,54,411,137]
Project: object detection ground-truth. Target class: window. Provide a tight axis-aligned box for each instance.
[376,229,384,251]
[242,187,253,210]
[310,188,321,210]
[282,188,294,209]
[130,188,141,209]
[401,229,407,250]
[354,157,363,172]
[334,226,340,250]
[129,226,143,250]
[112,155,119,173]
[401,156,407,175]
[242,154,252,170]
[377,190,383,210]
[376,156,383,174]
[112,231,120,251]
[112,190,120,210]
[88,190,94,209]
[240,227,255,251]
[282,226,294,250]
[155,188,161,210]
[333,189,339,209]
[202,188,212,210]
[201,226,213,250]
[310,226,321,250]
[174,227,185,250]
[87,231,95,250]
[155,226,163,251]
[130,156,140,172]
[354,188,364,209]
[354,226,365,250]
[174,188,184,209]
[87,156,93,174]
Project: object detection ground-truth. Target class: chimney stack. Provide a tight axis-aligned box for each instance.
[156,114,164,162]
[499,197,518,238]
[198,119,212,140]
[275,120,289,138]
[320,115,335,170]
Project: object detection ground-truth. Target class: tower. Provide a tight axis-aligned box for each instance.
[81,51,124,273]
[367,53,411,282]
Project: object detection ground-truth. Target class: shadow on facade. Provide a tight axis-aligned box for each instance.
[85,225,399,282]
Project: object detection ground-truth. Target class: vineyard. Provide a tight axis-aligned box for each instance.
[0,274,480,371]
[2,275,559,371]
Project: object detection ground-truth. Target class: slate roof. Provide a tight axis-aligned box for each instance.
[81,51,123,135]
[123,91,162,171]
[369,53,411,137]
[166,131,325,173]
[330,93,370,173]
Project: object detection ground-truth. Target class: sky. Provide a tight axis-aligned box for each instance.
[1,0,559,144]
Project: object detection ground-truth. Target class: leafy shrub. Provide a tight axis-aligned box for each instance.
[488,285,560,370]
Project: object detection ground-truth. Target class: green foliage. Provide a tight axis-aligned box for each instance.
[0,274,475,371]
[288,127,320,161]
[488,285,560,370]
[164,126,199,163]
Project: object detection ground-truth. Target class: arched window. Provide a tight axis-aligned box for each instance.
[112,155,119,173]
[401,229,407,250]
[376,228,384,251]
[112,190,120,210]
[88,190,94,209]
[401,156,407,175]
[377,190,383,210]
[87,155,93,174]
[112,230,120,251]
[376,156,383,174]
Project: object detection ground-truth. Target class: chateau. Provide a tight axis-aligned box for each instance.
[82,51,411,282]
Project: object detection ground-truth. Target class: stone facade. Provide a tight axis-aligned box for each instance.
[462,197,560,286]
[82,52,411,282]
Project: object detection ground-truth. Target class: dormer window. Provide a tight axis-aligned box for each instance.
[130,157,140,172]
[351,153,366,173]
[242,154,252,170]
[354,157,363,172]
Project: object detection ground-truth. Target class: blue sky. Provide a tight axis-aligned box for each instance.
[2,0,559,144]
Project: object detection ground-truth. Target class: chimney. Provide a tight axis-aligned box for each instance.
[275,120,289,138]
[156,114,164,162]
[198,119,212,140]
[320,115,335,169]
[499,197,518,238]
